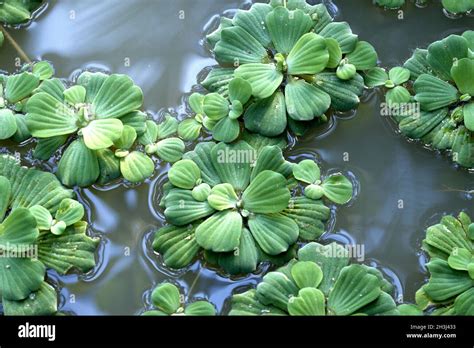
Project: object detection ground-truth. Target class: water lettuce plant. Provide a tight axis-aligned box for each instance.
[0,154,99,315]
[374,0,474,14]
[0,61,54,142]
[142,282,216,316]
[24,71,158,186]
[229,242,398,315]
[413,212,474,315]
[0,0,43,24]
[370,31,474,168]
[153,141,353,275]
[201,0,377,137]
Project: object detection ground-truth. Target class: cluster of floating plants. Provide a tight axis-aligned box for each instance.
[142,282,216,316]
[366,30,474,169]
[154,142,352,274]
[186,0,378,139]
[414,212,474,315]
[374,0,474,16]
[0,0,472,317]
[229,242,400,315]
[0,155,98,315]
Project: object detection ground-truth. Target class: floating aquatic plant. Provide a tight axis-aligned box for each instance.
[153,141,353,275]
[0,0,43,25]
[139,114,185,163]
[229,242,398,315]
[200,0,377,137]
[0,61,54,142]
[412,212,474,315]
[0,154,99,315]
[142,282,216,316]
[24,71,160,186]
[369,31,474,168]
[374,0,474,15]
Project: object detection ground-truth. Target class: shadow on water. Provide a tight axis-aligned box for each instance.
[0,0,472,314]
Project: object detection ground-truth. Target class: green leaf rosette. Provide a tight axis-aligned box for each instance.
[0,154,99,316]
[25,71,161,186]
[229,242,399,316]
[142,282,216,316]
[202,1,378,138]
[414,212,474,315]
[153,141,355,275]
[367,31,474,169]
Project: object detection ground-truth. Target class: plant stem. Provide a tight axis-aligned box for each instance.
[187,268,202,298]
[0,25,31,64]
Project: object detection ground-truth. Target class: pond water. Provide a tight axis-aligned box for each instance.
[0,0,472,315]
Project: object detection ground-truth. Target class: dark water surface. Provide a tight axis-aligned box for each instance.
[0,0,472,315]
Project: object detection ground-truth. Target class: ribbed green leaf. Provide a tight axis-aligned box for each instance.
[26,93,78,137]
[151,283,181,315]
[293,160,320,184]
[177,118,202,141]
[451,58,474,96]
[229,289,285,315]
[298,242,350,296]
[321,174,353,204]
[63,85,86,105]
[256,271,299,311]
[185,301,216,316]
[153,224,200,269]
[164,189,215,226]
[251,145,292,180]
[32,61,54,81]
[33,135,68,161]
[57,139,100,187]
[0,176,10,222]
[242,170,290,214]
[414,74,459,111]
[388,67,410,86]
[218,228,259,275]
[266,7,313,55]
[196,210,243,252]
[282,196,329,240]
[319,22,358,54]
[120,151,154,183]
[327,264,381,315]
[77,71,108,104]
[313,72,364,111]
[398,108,448,139]
[427,34,469,81]
[233,3,272,45]
[288,288,326,316]
[287,33,329,75]
[0,109,17,140]
[454,287,474,315]
[92,74,143,119]
[244,91,287,137]
[5,72,39,103]
[168,159,201,189]
[29,205,53,230]
[37,221,98,274]
[424,259,473,301]
[235,63,283,99]
[214,27,269,65]
[3,281,57,316]
[325,38,342,69]
[182,142,221,187]
[291,261,323,289]
[285,79,330,121]
[81,119,124,150]
[346,41,378,70]
[363,67,388,88]
[248,213,298,255]
[211,141,253,192]
[207,183,238,211]
[155,138,185,163]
